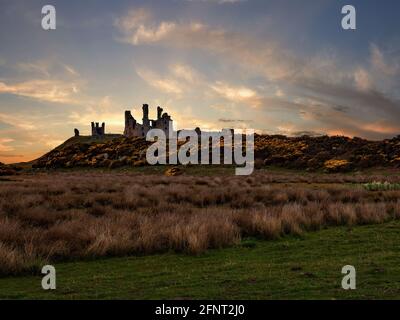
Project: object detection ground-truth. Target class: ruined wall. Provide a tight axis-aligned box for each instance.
[124,104,172,138]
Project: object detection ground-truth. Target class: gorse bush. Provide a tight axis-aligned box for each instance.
[1,171,400,275]
[323,159,351,173]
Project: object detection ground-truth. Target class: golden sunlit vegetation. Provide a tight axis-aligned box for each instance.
[323,159,350,172]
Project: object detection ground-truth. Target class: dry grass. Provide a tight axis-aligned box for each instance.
[1,171,400,275]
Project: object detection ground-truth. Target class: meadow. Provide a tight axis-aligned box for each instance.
[1,167,400,277]
[2,220,400,299]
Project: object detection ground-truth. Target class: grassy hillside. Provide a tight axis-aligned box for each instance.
[29,133,400,172]
[52,134,123,150]
[1,221,399,299]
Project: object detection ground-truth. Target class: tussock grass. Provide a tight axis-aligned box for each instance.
[1,171,400,275]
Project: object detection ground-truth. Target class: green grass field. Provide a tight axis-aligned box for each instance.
[1,220,399,300]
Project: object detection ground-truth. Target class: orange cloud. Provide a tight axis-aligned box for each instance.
[0,138,14,152]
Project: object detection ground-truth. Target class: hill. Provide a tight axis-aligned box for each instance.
[32,135,149,170]
[0,161,23,176]
[28,134,400,172]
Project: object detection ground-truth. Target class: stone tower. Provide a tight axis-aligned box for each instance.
[157,106,163,119]
[91,122,105,137]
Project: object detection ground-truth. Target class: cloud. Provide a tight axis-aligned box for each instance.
[116,9,365,94]
[63,65,80,76]
[114,8,151,32]
[0,95,124,163]
[17,61,51,77]
[0,113,37,130]
[67,95,125,134]
[116,9,297,81]
[0,110,86,163]
[16,60,80,78]
[136,68,184,95]
[210,81,261,106]
[354,68,373,91]
[1,59,84,104]
[0,57,116,162]
[293,93,400,140]
[115,9,400,139]
[138,62,270,114]
[332,105,350,113]
[115,9,176,45]
[0,154,23,158]
[370,43,399,76]
[300,78,400,119]
[169,64,200,84]
[0,79,81,103]
[0,138,14,152]
[275,88,285,97]
[135,62,205,98]
[219,118,250,122]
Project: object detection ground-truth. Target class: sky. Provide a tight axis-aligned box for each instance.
[1,0,400,163]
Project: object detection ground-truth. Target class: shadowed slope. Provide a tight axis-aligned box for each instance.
[29,134,400,172]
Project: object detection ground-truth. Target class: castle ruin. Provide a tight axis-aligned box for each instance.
[91,122,105,137]
[124,104,172,138]
[80,104,172,139]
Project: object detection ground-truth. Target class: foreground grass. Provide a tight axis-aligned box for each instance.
[1,221,399,300]
[6,171,400,275]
